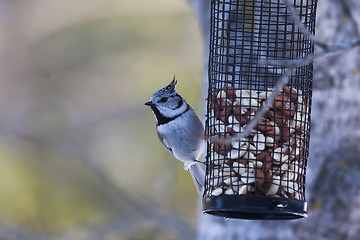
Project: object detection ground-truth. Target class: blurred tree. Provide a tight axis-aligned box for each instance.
[0,0,203,239]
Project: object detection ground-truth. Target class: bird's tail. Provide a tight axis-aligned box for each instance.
[188,163,205,193]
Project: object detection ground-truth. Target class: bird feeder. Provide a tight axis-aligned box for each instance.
[202,0,317,219]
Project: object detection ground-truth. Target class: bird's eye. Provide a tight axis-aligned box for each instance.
[159,97,168,103]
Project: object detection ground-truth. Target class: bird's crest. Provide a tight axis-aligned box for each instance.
[167,75,177,92]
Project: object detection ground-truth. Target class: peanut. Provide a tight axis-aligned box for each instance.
[206,86,309,200]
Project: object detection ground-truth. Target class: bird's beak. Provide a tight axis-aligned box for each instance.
[145,101,154,107]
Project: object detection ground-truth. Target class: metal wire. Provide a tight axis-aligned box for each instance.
[204,0,317,203]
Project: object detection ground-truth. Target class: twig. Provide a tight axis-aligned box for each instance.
[261,36,360,68]
[281,0,329,50]
[207,65,295,145]
[282,0,360,52]
[242,66,296,136]
[207,1,360,145]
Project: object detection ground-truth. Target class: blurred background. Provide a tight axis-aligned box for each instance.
[0,0,204,239]
[2,0,360,240]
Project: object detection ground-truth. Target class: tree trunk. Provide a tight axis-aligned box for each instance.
[194,0,360,239]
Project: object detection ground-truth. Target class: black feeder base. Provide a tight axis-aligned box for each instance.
[202,195,307,220]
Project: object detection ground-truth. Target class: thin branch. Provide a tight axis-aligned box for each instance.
[207,3,360,145]
[282,0,360,52]
[242,66,296,136]
[261,36,360,68]
[207,66,295,145]
[282,0,329,50]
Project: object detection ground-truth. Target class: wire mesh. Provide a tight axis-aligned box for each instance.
[203,0,317,219]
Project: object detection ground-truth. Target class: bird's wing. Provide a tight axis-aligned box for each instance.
[157,130,174,156]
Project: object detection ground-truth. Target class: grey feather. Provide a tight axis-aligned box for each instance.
[189,163,205,193]
[156,107,204,162]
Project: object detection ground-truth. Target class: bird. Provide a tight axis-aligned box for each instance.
[145,76,205,193]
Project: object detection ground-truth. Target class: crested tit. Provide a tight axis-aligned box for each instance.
[145,77,205,192]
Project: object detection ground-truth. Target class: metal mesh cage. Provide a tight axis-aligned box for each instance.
[202,0,317,219]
